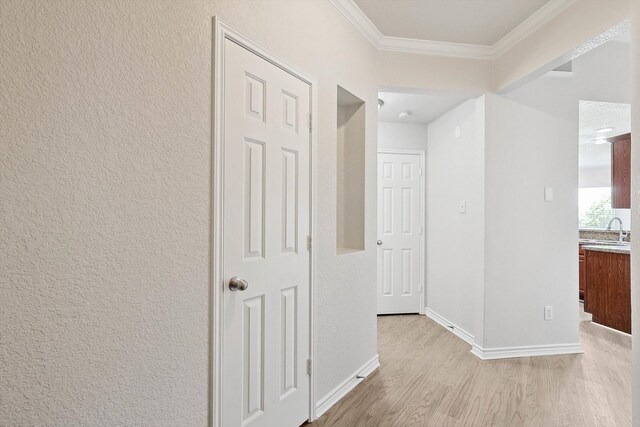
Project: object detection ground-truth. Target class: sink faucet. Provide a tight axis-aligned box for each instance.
[606,217,626,242]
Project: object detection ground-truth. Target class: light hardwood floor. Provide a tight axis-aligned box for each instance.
[311,305,631,426]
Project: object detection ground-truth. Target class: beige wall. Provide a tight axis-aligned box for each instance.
[1,0,638,424]
[0,0,382,424]
[426,97,486,340]
[337,102,366,252]
[377,50,492,93]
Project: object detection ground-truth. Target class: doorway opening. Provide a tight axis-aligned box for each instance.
[578,100,631,336]
[375,89,475,319]
[516,23,632,425]
[211,19,317,427]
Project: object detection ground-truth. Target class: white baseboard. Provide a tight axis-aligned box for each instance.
[590,321,631,337]
[471,342,583,360]
[315,354,380,418]
[424,307,475,346]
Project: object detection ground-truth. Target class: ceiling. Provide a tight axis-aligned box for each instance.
[579,100,631,170]
[378,90,472,124]
[353,0,550,46]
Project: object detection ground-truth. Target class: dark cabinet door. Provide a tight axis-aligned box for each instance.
[610,133,631,209]
[579,247,585,302]
[585,250,631,334]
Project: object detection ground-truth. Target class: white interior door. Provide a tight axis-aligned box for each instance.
[222,39,311,427]
[377,152,423,314]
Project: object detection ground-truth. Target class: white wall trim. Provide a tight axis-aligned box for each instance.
[378,36,493,60]
[328,0,577,60]
[315,354,380,418]
[211,17,318,427]
[424,307,475,346]
[471,343,584,360]
[590,321,632,337]
[328,0,383,47]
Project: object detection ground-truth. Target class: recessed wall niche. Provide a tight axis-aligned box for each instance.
[336,86,365,254]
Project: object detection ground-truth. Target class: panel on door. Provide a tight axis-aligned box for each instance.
[222,39,311,427]
[377,153,423,314]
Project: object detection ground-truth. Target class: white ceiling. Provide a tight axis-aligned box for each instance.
[378,90,472,124]
[579,100,631,170]
[353,0,550,46]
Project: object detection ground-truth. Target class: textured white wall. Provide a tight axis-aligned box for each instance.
[377,122,428,151]
[2,0,638,424]
[1,1,212,424]
[481,40,630,350]
[493,0,631,91]
[425,98,485,339]
[572,41,631,104]
[631,4,640,426]
[484,91,580,349]
[0,0,382,424]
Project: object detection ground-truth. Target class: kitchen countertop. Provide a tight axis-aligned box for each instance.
[582,244,630,254]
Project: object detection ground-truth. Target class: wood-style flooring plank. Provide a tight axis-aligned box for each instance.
[311,305,631,427]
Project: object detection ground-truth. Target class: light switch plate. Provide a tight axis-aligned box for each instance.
[459,200,466,214]
[455,125,461,138]
[544,187,554,202]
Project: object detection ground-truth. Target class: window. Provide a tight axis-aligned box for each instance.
[579,187,612,229]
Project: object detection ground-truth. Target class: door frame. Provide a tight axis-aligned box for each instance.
[377,149,426,314]
[211,18,318,427]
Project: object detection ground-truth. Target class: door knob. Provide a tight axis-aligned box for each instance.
[377,240,383,246]
[229,276,249,291]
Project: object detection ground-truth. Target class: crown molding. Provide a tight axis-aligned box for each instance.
[328,0,383,47]
[492,0,578,57]
[378,36,494,59]
[329,0,578,60]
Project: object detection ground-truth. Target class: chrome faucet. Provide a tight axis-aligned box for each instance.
[606,217,626,242]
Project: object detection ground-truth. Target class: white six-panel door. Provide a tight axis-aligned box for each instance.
[377,152,423,314]
[222,39,311,427]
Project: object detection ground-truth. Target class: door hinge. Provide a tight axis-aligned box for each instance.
[418,226,423,235]
[307,359,312,375]
[309,113,312,131]
[418,168,423,176]
[307,235,312,251]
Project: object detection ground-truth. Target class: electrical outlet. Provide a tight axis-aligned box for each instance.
[544,305,553,321]
[544,187,554,202]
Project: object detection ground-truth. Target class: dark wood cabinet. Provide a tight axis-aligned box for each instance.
[579,245,585,301]
[584,249,631,334]
[610,133,631,209]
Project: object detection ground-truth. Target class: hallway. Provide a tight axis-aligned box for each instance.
[313,308,631,426]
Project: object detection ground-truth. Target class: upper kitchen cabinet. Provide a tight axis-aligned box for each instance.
[610,133,631,209]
